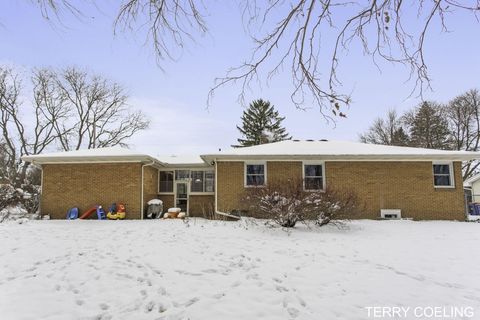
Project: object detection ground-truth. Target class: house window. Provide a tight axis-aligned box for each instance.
[433,163,454,187]
[304,164,324,190]
[191,171,204,192]
[205,171,215,192]
[159,171,174,193]
[190,170,215,193]
[175,170,190,180]
[245,163,266,186]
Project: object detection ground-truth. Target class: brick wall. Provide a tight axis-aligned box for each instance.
[189,195,215,217]
[143,166,159,217]
[158,194,174,214]
[216,162,244,213]
[41,163,142,219]
[216,160,466,220]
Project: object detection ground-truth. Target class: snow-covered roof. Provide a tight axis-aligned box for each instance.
[155,154,209,167]
[464,173,480,187]
[22,147,163,166]
[201,140,480,162]
[23,140,480,166]
[22,147,209,167]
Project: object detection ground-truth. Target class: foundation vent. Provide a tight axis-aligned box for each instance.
[380,209,401,219]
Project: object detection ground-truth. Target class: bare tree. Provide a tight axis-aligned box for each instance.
[359,109,409,146]
[113,1,480,117]
[0,66,149,186]
[445,89,480,179]
[0,67,59,186]
[114,0,208,65]
[53,67,149,150]
[210,1,480,117]
[34,0,82,20]
[6,1,480,117]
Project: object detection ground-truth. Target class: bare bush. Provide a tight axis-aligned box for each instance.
[244,179,359,228]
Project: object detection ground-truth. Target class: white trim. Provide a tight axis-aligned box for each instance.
[214,158,218,213]
[190,192,215,196]
[432,161,455,189]
[158,170,175,193]
[174,180,190,215]
[141,160,155,220]
[302,161,326,191]
[244,161,267,187]
[202,155,478,162]
[158,166,214,171]
[40,165,44,215]
[31,160,148,164]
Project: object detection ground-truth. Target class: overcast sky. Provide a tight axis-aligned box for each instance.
[1,1,479,155]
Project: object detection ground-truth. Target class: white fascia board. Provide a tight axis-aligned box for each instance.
[202,154,480,162]
[161,162,212,168]
[22,155,165,168]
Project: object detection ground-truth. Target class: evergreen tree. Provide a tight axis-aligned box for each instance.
[234,99,291,147]
[404,101,451,149]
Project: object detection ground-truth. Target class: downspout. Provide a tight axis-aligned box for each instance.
[39,163,43,216]
[141,160,155,220]
[213,158,241,220]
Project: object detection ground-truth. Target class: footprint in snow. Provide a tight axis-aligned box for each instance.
[212,292,225,299]
[287,307,300,318]
[276,285,289,292]
[183,297,200,307]
[157,286,167,295]
[145,301,155,313]
[99,303,109,310]
[158,302,168,313]
[202,269,218,274]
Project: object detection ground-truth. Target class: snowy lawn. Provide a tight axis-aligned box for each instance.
[1,219,480,320]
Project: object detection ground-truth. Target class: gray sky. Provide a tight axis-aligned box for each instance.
[1,1,479,155]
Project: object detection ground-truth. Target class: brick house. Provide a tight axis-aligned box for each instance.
[22,140,480,220]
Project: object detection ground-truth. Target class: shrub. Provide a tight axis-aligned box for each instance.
[244,179,359,228]
[0,184,41,222]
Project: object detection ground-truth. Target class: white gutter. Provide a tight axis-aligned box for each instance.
[213,158,240,220]
[201,153,480,163]
[141,160,155,220]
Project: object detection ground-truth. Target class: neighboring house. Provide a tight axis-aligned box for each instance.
[22,140,480,220]
[464,173,480,203]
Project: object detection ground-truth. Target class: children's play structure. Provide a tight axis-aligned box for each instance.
[67,203,125,220]
[79,205,106,220]
[65,199,186,220]
[107,203,126,220]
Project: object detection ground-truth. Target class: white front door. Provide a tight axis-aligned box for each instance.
[175,181,189,214]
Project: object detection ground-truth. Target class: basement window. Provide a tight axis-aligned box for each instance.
[433,162,454,188]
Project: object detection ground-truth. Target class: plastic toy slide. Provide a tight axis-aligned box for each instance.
[79,205,107,220]
[66,207,79,220]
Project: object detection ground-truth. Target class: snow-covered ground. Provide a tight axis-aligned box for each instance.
[1,219,479,320]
